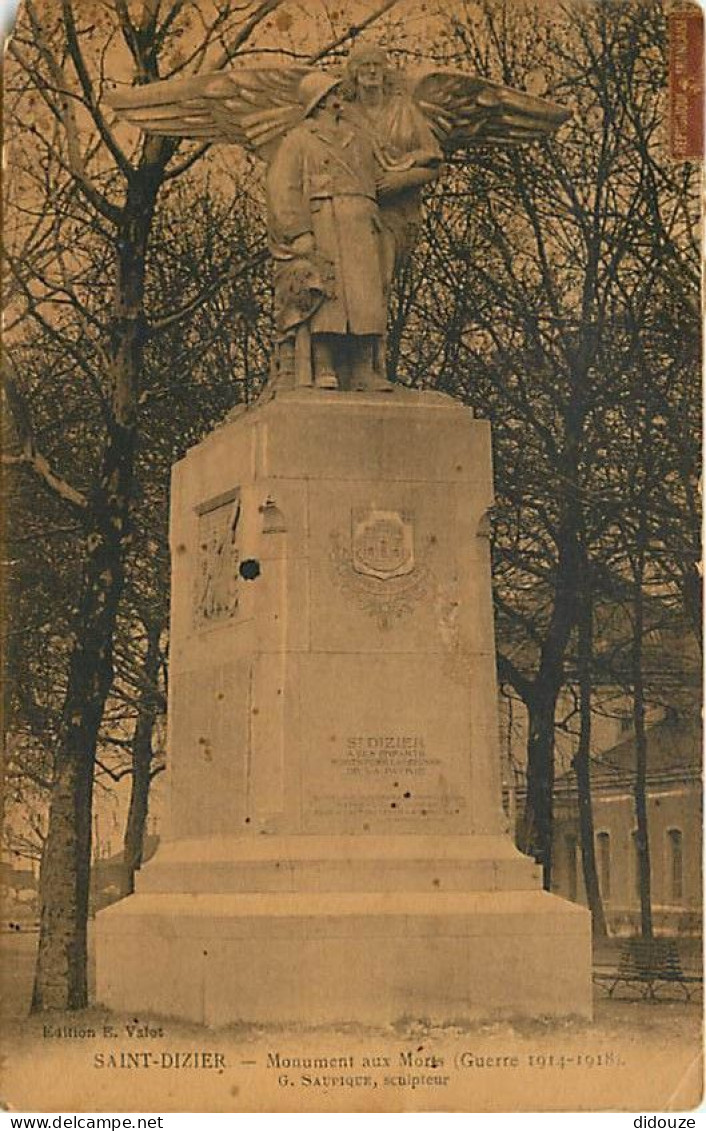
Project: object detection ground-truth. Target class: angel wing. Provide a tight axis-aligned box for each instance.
[107,66,313,159]
[409,69,571,150]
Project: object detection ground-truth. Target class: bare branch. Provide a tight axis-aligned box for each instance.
[8,23,121,225]
[61,0,134,179]
[3,362,89,511]
[4,250,112,418]
[209,0,286,69]
[148,247,267,335]
[497,651,535,703]
[95,757,134,783]
[309,0,404,63]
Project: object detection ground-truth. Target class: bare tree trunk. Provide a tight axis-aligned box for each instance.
[518,511,581,889]
[31,755,93,1009]
[123,622,162,895]
[521,692,557,889]
[31,167,160,1011]
[632,542,653,940]
[680,560,703,654]
[574,559,607,937]
[32,431,132,1009]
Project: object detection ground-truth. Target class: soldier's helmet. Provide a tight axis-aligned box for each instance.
[298,73,341,118]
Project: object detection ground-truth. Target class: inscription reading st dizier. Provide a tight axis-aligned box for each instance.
[333,735,438,778]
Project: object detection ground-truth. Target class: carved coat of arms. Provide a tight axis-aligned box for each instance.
[331,507,430,629]
[352,509,414,581]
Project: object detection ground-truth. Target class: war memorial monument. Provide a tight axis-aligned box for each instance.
[95,44,592,1025]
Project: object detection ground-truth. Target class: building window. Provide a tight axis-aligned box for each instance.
[596,831,611,901]
[667,829,684,903]
[565,834,578,902]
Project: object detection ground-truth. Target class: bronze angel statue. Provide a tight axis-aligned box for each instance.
[109,44,570,393]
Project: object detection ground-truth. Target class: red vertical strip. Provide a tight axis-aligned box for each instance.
[669,9,704,160]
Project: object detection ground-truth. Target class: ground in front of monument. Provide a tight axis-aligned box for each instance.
[2,931,701,1112]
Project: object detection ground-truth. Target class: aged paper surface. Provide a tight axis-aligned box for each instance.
[2,0,702,1114]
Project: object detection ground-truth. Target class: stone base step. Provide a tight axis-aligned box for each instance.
[96,888,592,1025]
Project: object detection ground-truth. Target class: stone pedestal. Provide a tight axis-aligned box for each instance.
[96,389,592,1024]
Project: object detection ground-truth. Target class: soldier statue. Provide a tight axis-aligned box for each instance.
[109,44,569,394]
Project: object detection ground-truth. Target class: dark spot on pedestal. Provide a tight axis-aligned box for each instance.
[239,558,261,580]
[432,878,441,888]
[390,802,397,809]
[403,791,411,799]
[244,817,251,824]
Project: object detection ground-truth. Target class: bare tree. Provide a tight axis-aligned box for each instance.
[387,0,699,886]
[5,0,402,1011]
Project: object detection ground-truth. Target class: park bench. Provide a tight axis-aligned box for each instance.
[593,938,703,1001]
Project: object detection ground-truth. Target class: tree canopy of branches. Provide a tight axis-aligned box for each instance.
[385,0,700,890]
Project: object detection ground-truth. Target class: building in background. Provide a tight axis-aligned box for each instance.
[551,707,701,935]
[501,600,701,937]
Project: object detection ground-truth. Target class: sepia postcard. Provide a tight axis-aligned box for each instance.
[1,0,702,1114]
